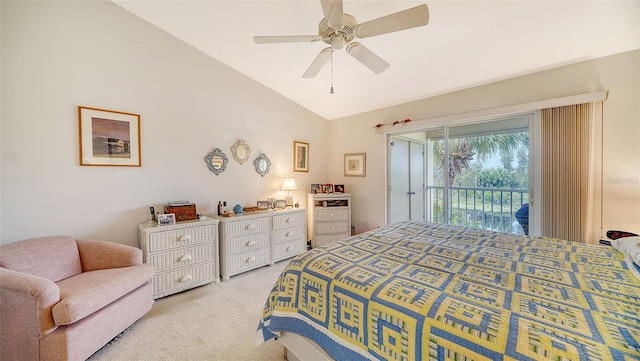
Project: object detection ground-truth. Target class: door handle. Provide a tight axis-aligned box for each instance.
[407,192,416,195]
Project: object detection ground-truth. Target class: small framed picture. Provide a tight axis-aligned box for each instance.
[334,184,345,193]
[322,183,333,193]
[157,213,176,225]
[293,141,309,172]
[257,201,269,210]
[275,199,286,209]
[311,183,319,194]
[267,197,275,209]
[344,153,366,177]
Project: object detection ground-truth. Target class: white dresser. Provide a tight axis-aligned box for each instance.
[216,208,306,281]
[138,219,219,299]
[307,193,351,248]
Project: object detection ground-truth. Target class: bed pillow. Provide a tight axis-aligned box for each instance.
[612,236,640,266]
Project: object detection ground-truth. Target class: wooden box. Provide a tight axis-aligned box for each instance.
[164,204,197,222]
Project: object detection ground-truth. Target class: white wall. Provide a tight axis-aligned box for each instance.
[1,1,329,245]
[329,50,640,237]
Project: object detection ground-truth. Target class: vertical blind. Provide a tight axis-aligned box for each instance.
[540,103,595,243]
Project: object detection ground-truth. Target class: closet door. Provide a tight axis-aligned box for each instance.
[389,137,425,224]
[389,138,410,224]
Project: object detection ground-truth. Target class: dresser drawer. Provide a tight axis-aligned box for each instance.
[271,225,305,244]
[272,239,306,262]
[315,208,349,222]
[149,226,214,252]
[272,211,305,230]
[224,233,270,256]
[152,262,216,298]
[316,221,350,235]
[149,244,214,273]
[224,248,271,276]
[315,233,350,248]
[224,217,270,237]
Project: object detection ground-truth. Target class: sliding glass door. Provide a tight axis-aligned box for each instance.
[388,115,532,235]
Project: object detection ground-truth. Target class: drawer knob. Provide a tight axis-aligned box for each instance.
[286,218,293,223]
[178,254,192,262]
[330,213,335,217]
[246,224,255,230]
[286,246,294,252]
[285,231,292,237]
[179,274,192,283]
[178,234,192,242]
[330,226,335,230]
[246,240,256,246]
[246,256,256,264]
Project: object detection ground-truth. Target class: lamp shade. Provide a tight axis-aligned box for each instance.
[280,177,298,192]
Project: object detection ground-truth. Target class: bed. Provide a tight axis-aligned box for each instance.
[256,221,640,360]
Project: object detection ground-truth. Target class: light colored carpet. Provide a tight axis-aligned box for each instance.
[89,261,289,361]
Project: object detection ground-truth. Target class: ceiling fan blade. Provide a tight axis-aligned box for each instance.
[303,47,332,78]
[321,0,344,29]
[346,42,390,74]
[254,35,321,44]
[354,4,429,38]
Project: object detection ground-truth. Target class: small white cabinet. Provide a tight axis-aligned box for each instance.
[216,208,306,281]
[138,219,219,299]
[307,193,351,248]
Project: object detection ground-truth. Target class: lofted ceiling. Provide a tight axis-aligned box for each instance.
[112,1,639,120]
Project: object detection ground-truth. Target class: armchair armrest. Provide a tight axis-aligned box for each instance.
[76,239,143,272]
[0,267,60,336]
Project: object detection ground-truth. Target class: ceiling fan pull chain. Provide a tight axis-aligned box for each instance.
[330,49,335,94]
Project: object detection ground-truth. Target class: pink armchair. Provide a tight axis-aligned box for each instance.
[0,236,155,361]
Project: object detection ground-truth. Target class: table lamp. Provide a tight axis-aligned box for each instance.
[281,176,298,207]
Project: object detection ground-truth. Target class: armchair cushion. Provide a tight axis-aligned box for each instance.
[76,239,144,272]
[53,264,154,325]
[0,236,82,282]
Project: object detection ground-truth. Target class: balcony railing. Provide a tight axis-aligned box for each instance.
[426,186,529,234]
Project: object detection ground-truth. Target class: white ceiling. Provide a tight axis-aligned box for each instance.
[112,1,639,120]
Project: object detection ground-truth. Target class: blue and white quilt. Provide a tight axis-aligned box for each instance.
[256,221,640,360]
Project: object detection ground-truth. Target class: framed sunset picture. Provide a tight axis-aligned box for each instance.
[78,106,141,166]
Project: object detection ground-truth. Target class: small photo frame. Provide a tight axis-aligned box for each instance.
[157,213,176,225]
[344,153,366,177]
[267,197,275,209]
[257,201,269,210]
[334,184,345,193]
[311,183,319,194]
[275,199,287,209]
[322,183,333,193]
[285,195,293,207]
[78,106,141,167]
[293,141,309,172]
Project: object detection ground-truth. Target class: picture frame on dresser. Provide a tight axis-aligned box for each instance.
[157,213,176,225]
[78,106,141,167]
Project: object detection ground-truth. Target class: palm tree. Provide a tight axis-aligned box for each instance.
[434,132,528,186]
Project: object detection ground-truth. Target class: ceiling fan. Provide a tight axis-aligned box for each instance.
[253,0,430,78]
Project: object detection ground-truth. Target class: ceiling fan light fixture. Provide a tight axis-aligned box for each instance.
[254,1,429,79]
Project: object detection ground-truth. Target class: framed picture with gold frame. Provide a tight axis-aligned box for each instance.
[78,106,141,166]
[293,141,309,172]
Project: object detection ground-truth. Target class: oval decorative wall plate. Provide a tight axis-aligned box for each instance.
[230,139,251,165]
[254,153,271,177]
[204,148,229,175]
